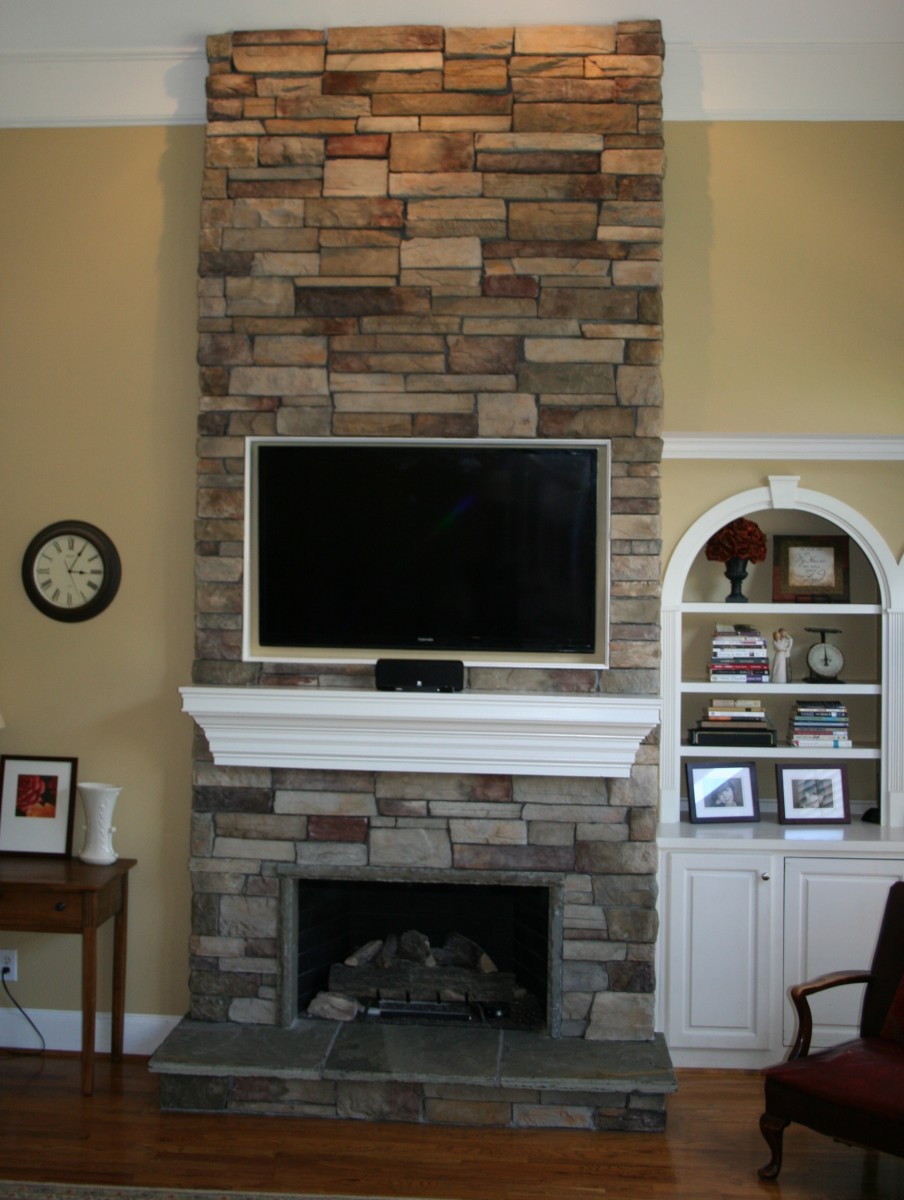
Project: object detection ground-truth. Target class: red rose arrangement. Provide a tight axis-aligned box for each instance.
[704,518,767,564]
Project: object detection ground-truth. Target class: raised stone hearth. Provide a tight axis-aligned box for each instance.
[167,18,670,1131]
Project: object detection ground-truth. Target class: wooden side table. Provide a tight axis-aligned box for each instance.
[0,855,136,1094]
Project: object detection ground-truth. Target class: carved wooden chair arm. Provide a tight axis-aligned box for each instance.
[787,970,874,1060]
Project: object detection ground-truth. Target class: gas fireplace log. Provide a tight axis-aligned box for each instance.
[328,961,517,1004]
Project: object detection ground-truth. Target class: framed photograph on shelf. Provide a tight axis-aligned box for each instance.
[775,763,850,825]
[772,535,850,603]
[685,761,760,823]
[0,755,78,857]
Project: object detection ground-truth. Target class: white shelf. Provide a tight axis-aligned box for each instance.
[681,744,880,760]
[682,681,880,695]
[681,602,880,615]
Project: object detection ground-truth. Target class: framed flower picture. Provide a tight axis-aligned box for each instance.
[0,755,78,856]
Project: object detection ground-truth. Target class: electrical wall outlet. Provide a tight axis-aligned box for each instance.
[0,950,17,982]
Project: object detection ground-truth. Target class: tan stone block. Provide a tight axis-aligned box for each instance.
[320,246,399,276]
[612,261,663,287]
[319,229,401,247]
[597,225,662,244]
[260,119,358,136]
[327,26,444,52]
[400,269,481,296]
[421,116,513,133]
[373,92,512,116]
[477,132,604,153]
[525,337,624,363]
[229,366,329,396]
[323,158,389,197]
[233,198,306,227]
[206,121,266,138]
[514,26,616,55]
[250,252,319,276]
[444,59,509,92]
[256,75,321,99]
[334,351,447,374]
[616,365,662,406]
[477,393,538,438]
[390,173,483,198]
[326,51,443,73]
[225,276,295,316]
[508,57,584,78]
[252,336,327,366]
[233,30,325,46]
[325,70,443,97]
[333,392,473,413]
[323,372,404,392]
[223,229,318,252]
[514,104,637,134]
[303,198,404,227]
[583,323,661,340]
[206,73,255,99]
[274,94,371,119]
[410,373,515,393]
[233,44,325,74]
[512,78,617,102]
[408,198,507,221]
[401,237,482,269]
[205,137,258,168]
[484,174,611,201]
[243,97,276,119]
[357,115,420,132]
[601,149,665,176]
[508,202,599,241]
[446,28,514,56]
[586,54,662,78]
[448,335,519,374]
[389,131,474,173]
[258,137,325,166]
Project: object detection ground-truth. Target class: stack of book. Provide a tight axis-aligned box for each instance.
[789,700,851,748]
[688,698,778,747]
[708,624,771,684]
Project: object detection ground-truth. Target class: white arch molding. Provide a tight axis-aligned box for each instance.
[660,476,904,828]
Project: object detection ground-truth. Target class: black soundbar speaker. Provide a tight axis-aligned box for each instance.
[375,659,464,693]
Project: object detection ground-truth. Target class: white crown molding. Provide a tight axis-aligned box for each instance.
[1,40,902,128]
[662,434,904,461]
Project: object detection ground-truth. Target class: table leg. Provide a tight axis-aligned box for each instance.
[111,876,129,1060]
[81,923,98,1096]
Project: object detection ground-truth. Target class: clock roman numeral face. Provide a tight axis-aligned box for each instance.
[33,534,106,609]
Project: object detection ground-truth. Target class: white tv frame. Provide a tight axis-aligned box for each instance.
[242,436,611,670]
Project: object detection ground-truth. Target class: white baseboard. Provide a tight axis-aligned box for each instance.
[0,1007,183,1056]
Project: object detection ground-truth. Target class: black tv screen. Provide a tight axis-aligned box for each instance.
[247,438,608,664]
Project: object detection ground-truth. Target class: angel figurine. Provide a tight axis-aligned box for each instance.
[772,628,792,683]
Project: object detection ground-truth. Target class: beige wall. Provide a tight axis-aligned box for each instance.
[0,126,203,1017]
[0,119,901,1022]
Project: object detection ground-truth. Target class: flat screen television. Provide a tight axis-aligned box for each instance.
[244,437,610,668]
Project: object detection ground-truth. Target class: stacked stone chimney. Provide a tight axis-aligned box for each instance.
[190,22,664,1047]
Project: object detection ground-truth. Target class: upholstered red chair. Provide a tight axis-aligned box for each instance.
[758,880,904,1181]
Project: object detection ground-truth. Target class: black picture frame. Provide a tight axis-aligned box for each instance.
[0,755,78,856]
[775,763,851,824]
[685,761,761,823]
[772,535,850,603]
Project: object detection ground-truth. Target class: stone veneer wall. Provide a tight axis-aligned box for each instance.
[190,22,663,1042]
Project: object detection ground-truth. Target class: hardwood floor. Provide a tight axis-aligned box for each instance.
[0,1054,902,1199]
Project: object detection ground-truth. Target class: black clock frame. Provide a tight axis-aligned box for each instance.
[22,520,122,622]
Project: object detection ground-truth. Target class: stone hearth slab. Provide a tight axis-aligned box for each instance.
[150,1018,676,1131]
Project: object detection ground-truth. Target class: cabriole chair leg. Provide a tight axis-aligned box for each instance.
[757,1112,790,1180]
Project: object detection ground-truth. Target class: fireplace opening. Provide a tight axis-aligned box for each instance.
[296,878,552,1031]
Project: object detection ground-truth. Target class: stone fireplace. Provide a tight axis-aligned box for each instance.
[151,19,671,1130]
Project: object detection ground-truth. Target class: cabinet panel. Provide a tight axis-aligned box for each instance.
[783,858,904,1046]
[665,852,778,1050]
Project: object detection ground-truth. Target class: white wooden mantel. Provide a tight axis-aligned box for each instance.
[180,687,661,778]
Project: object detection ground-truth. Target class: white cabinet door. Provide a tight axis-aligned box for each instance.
[664,852,779,1050]
[783,858,904,1047]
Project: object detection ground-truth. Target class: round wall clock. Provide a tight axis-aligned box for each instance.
[21,520,122,622]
